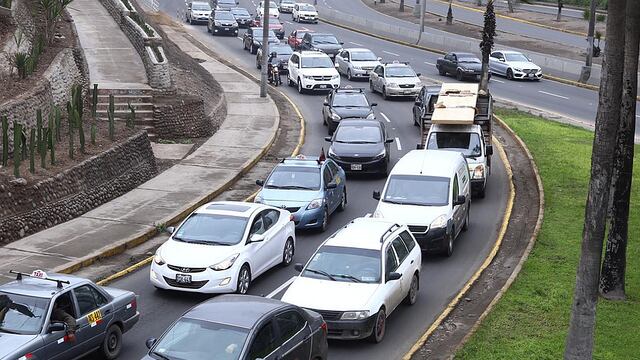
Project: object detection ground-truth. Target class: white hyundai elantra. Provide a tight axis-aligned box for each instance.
[150,201,296,294]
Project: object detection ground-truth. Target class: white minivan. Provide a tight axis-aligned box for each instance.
[372,149,470,256]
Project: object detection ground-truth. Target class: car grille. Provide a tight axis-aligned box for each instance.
[523,69,537,74]
[313,76,332,81]
[163,277,209,289]
[361,66,375,71]
[167,265,207,273]
[408,225,428,233]
[399,84,415,88]
[219,23,235,27]
[336,156,374,163]
[308,309,343,321]
[286,207,301,213]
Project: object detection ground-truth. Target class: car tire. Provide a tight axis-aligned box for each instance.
[101,325,123,360]
[236,265,251,294]
[297,78,304,94]
[382,86,389,100]
[404,273,419,305]
[438,66,446,76]
[256,57,261,69]
[337,188,347,212]
[370,80,376,93]
[347,69,353,81]
[288,76,295,87]
[462,207,470,232]
[456,70,463,81]
[368,307,386,343]
[282,238,294,266]
[319,207,329,232]
[444,230,454,257]
[507,68,514,80]
[251,45,257,54]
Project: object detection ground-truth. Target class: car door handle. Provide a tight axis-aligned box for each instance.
[105,309,111,315]
[410,260,414,264]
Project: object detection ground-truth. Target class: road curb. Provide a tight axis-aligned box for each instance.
[402,133,516,360]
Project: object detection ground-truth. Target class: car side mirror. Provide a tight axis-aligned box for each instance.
[415,73,421,77]
[48,322,67,333]
[256,179,264,186]
[386,272,401,282]
[250,234,266,243]
[377,57,382,61]
[323,99,329,106]
[373,190,381,200]
[324,136,332,142]
[165,226,175,234]
[371,103,378,107]
[499,58,505,62]
[385,138,394,144]
[486,145,493,155]
[294,263,304,272]
[146,337,157,349]
[334,62,340,68]
[326,182,338,189]
[454,195,466,206]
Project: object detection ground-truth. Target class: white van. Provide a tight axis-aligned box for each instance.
[372,150,470,256]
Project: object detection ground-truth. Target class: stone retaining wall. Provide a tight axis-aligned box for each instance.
[0,132,158,245]
[153,95,216,139]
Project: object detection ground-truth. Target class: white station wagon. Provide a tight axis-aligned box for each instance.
[282,217,421,343]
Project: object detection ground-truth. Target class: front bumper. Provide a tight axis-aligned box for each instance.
[330,155,387,175]
[190,16,209,23]
[385,86,421,97]
[298,15,318,23]
[325,316,377,340]
[300,77,340,91]
[289,205,325,229]
[410,226,448,252]
[350,67,374,78]
[236,19,252,27]
[150,262,238,294]
[280,6,294,13]
[513,70,542,80]
[212,25,238,35]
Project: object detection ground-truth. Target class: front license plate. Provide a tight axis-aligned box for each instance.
[528,73,534,77]
[404,91,412,95]
[319,84,328,89]
[176,274,192,284]
[351,164,362,171]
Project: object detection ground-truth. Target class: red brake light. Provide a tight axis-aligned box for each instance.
[321,321,327,334]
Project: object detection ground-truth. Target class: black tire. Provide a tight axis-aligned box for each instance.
[444,230,454,257]
[456,70,463,81]
[438,66,446,76]
[319,207,329,232]
[337,188,347,212]
[404,274,419,305]
[507,68,514,80]
[236,265,251,294]
[462,207,470,232]
[297,79,304,94]
[282,238,294,266]
[101,325,122,360]
[382,86,388,100]
[288,76,295,87]
[368,308,386,343]
[347,69,353,81]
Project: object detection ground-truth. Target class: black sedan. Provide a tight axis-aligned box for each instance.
[436,52,484,81]
[142,295,328,360]
[243,27,280,54]
[325,119,393,176]
[231,7,253,27]
[322,87,376,134]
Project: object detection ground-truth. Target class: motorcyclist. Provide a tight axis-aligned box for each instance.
[267,51,280,84]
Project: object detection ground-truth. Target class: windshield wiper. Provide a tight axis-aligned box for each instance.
[332,274,363,283]
[346,141,377,144]
[151,351,173,360]
[305,268,336,281]
[172,236,185,242]
[279,185,315,190]
[187,239,230,246]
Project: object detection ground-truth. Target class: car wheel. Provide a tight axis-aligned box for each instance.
[288,75,295,87]
[462,207,470,232]
[370,80,376,93]
[404,274,419,305]
[236,265,251,294]
[337,188,347,212]
[382,86,389,100]
[101,325,122,360]
[438,66,446,76]
[347,69,353,81]
[507,68,514,80]
[282,238,294,266]
[251,45,257,54]
[368,308,386,343]
[297,78,304,94]
[256,56,261,69]
[319,207,329,232]
[456,70,463,81]
[444,230,454,257]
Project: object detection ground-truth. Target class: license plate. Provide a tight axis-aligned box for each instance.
[225,28,229,31]
[350,164,362,171]
[319,84,328,89]
[176,274,192,284]
[87,309,103,324]
[404,91,413,95]
[528,73,534,77]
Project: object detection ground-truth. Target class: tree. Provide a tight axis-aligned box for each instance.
[556,0,563,21]
[579,0,598,83]
[39,0,74,45]
[478,0,495,94]
[399,0,405,12]
[564,0,627,358]
[507,0,514,13]
[599,0,640,301]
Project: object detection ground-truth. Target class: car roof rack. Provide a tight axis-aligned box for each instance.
[380,223,401,243]
[10,270,70,289]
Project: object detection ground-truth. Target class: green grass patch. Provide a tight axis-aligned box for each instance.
[457,110,640,359]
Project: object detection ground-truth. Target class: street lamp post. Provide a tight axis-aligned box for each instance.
[579,0,597,83]
[260,1,270,97]
[413,0,421,17]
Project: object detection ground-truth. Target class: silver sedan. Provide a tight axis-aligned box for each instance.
[489,50,542,80]
[335,48,382,81]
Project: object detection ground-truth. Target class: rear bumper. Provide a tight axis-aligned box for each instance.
[122,311,140,333]
[471,178,485,193]
[212,26,238,35]
[385,87,421,97]
[330,156,387,175]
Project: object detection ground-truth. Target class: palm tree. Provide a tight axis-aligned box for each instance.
[479,0,495,94]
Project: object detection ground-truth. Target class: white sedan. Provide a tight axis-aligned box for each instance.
[282,217,421,343]
[489,50,542,80]
[335,48,382,80]
[150,201,295,294]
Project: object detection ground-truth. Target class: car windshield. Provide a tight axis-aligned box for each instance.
[151,318,249,360]
[253,29,276,39]
[332,93,369,107]
[192,3,211,11]
[383,175,450,206]
[231,8,250,16]
[216,12,235,20]
[505,53,529,62]
[303,245,381,283]
[301,56,334,68]
[299,4,316,11]
[458,57,480,63]
[0,292,49,335]
[175,214,248,245]
[272,45,293,55]
[427,132,482,157]
[312,35,339,45]
[334,125,381,144]
[386,66,416,77]
[266,166,320,190]
[350,50,377,61]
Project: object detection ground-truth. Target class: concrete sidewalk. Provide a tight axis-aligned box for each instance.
[0,25,279,284]
[68,0,148,88]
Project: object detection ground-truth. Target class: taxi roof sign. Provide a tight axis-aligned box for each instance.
[10,270,71,288]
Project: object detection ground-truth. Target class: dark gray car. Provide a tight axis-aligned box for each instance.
[300,33,343,60]
[0,270,139,360]
[142,295,328,360]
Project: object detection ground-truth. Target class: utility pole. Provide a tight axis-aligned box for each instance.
[416,0,426,44]
[260,1,270,97]
[579,0,598,83]
[413,0,421,17]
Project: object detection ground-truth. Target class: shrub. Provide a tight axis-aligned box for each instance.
[596,14,606,22]
[1,0,11,9]
[129,12,154,37]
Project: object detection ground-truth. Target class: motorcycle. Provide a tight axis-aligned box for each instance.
[268,63,282,87]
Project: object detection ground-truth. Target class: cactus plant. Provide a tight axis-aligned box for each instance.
[91,123,96,145]
[20,129,27,161]
[2,116,8,166]
[68,102,74,160]
[29,128,35,173]
[13,121,21,177]
[108,94,115,141]
[36,109,43,155]
[92,84,98,119]
[127,101,135,129]
[48,113,55,165]
[54,106,62,141]
[40,128,47,169]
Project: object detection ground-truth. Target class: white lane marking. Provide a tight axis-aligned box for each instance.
[395,137,402,151]
[383,50,400,57]
[380,112,391,123]
[491,78,505,83]
[349,41,364,46]
[538,90,569,100]
[424,61,436,66]
[266,276,296,298]
[285,21,293,24]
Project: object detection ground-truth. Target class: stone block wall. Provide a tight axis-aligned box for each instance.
[153,95,215,138]
[0,132,158,245]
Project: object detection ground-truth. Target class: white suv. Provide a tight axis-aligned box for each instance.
[288,51,340,94]
[282,217,421,343]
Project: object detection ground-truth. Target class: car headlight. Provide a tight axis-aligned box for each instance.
[513,67,522,72]
[373,148,386,160]
[330,111,341,120]
[303,74,315,80]
[210,253,240,271]
[331,74,339,79]
[430,214,448,229]
[341,310,370,320]
[307,198,324,210]
[153,250,165,266]
[472,164,485,179]
[214,21,222,26]
[366,112,376,119]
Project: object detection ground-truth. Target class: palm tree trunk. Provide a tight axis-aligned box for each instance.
[563,0,627,359]
[507,0,514,13]
[599,0,640,301]
[556,0,563,21]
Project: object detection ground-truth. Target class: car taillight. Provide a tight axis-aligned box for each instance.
[289,214,295,221]
[321,321,327,335]
[18,354,33,360]
[127,297,137,311]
